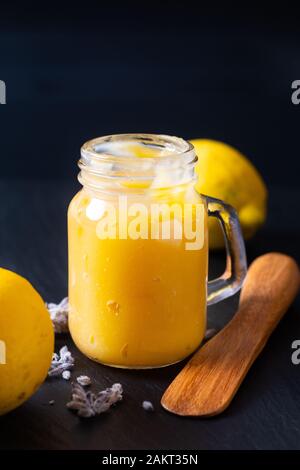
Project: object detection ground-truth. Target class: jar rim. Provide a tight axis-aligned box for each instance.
[79,133,197,194]
[81,133,195,164]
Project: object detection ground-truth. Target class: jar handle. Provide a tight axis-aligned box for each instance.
[206,196,247,306]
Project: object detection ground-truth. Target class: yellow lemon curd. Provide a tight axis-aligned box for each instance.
[68,141,208,368]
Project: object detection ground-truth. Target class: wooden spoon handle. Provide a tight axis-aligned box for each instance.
[161,253,300,417]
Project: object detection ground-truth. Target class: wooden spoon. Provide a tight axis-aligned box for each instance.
[161,252,300,417]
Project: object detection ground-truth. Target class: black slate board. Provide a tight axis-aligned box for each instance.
[0,181,299,450]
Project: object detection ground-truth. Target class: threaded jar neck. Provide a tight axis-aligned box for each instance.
[78,134,197,195]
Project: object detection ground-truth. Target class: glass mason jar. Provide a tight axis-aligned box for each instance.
[68,134,247,369]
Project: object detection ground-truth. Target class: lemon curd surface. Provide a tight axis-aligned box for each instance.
[68,140,208,368]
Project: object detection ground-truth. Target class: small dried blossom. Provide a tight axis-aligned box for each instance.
[142,400,154,412]
[67,382,123,418]
[76,375,91,387]
[48,345,75,377]
[47,297,69,333]
[62,370,71,381]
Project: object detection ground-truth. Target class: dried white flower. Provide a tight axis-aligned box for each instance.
[62,370,71,381]
[48,345,75,377]
[142,400,154,412]
[76,375,91,387]
[47,297,69,333]
[67,382,123,418]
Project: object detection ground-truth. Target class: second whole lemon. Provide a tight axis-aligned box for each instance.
[0,268,54,415]
[190,139,267,249]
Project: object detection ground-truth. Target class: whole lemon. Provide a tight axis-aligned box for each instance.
[0,268,54,415]
[190,139,267,249]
